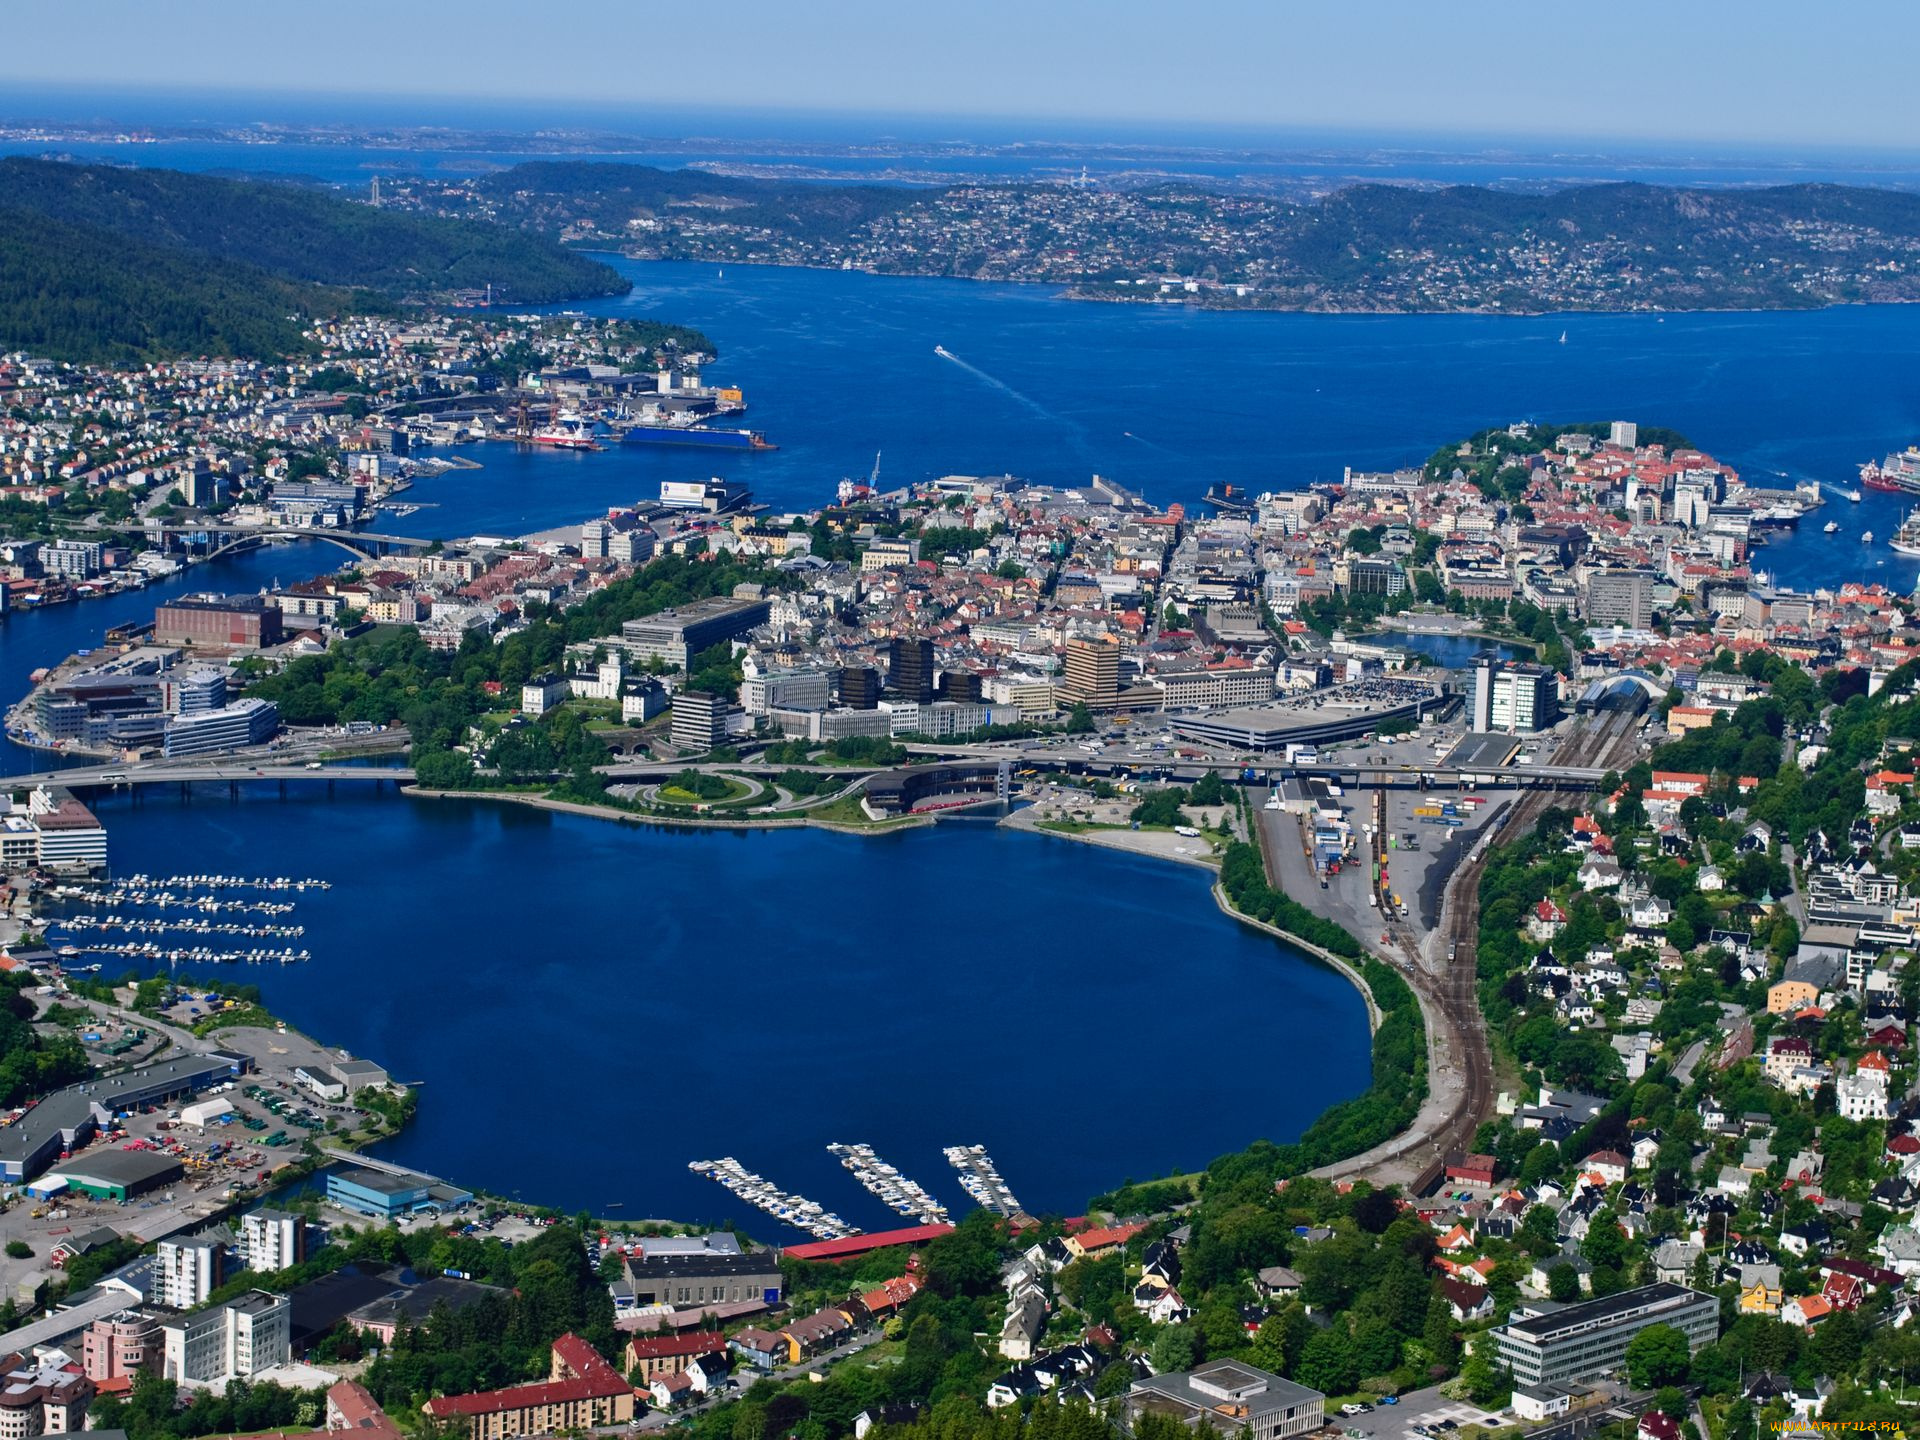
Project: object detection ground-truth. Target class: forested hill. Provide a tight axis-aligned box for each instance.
[0,158,631,363]
[456,165,1920,311]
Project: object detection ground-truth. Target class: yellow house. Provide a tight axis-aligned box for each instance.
[1739,1280,1782,1316]
[1768,980,1820,1015]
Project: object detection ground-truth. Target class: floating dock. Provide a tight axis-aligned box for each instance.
[687,1157,859,1240]
[942,1144,1022,1216]
[53,916,304,938]
[115,874,331,892]
[828,1143,950,1225]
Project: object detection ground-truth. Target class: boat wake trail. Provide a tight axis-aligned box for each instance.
[933,345,1061,425]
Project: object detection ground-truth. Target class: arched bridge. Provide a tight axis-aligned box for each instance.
[84,524,432,564]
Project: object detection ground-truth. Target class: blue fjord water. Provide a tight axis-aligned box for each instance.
[10,259,1920,1222]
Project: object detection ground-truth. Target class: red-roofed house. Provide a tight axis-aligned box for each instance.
[1445,1154,1497,1186]
[1650,772,1709,796]
[1585,1151,1630,1185]
[1782,1294,1832,1330]
[860,1275,924,1317]
[422,1335,635,1439]
[1639,1414,1681,1440]
[624,1332,726,1383]
[1065,1222,1147,1261]
[1822,1272,1867,1312]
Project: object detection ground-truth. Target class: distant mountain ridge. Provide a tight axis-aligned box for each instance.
[0,158,631,363]
[459,166,1920,311]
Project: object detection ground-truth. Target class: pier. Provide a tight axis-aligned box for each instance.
[827,1143,950,1225]
[687,1157,859,1240]
[942,1144,1022,1216]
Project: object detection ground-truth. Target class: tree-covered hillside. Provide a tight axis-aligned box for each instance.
[0,158,635,362]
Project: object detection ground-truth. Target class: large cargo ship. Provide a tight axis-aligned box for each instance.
[621,423,777,451]
[1861,446,1920,493]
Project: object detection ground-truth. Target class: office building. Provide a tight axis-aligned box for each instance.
[162,698,279,758]
[1489,664,1561,732]
[1345,556,1407,597]
[1586,570,1656,629]
[0,1352,91,1438]
[241,1210,307,1272]
[938,671,982,703]
[154,595,283,650]
[24,787,106,872]
[741,669,831,715]
[1126,1362,1323,1440]
[618,597,769,668]
[34,675,165,746]
[165,667,228,716]
[155,1236,228,1310]
[670,691,733,752]
[1609,421,1639,449]
[1059,637,1121,711]
[887,637,934,705]
[1490,1284,1717,1386]
[423,1334,635,1440]
[837,667,881,710]
[82,1310,160,1383]
[179,462,227,511]
[160,1290,290,1387]
[39,540,105,580]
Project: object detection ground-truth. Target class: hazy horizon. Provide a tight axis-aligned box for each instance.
[8,0,1920,154]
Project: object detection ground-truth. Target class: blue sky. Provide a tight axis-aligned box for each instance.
[5,0,1918,151]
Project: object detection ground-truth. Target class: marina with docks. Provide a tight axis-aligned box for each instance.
[944,1144,1023,1216]
[828,1142,950,1225]
[687,1157,858,1240]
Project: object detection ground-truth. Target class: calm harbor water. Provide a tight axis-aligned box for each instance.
[58,793,1373,1227]
[9,260,1920,1220]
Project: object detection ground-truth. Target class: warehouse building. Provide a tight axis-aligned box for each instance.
[1490,1284,1717,1386]
[326,1166,472,1221]
[0,1052,248,1183]
[623,1248,784,1309]
[54,1149,186,1202]
[154,595,284,651]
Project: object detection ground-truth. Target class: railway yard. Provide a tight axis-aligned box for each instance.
[1257,707,1649,1190]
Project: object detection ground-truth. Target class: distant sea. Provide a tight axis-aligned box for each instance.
[11,91,1920,190]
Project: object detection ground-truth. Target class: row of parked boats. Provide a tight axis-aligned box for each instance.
[52,916,305,938]
[686,1157,859,1240]
[80,891,297,916]
[57,941,310,965]
[111,873,331,892]
[944,1144,1023,1216]
[828,1142,950,1225]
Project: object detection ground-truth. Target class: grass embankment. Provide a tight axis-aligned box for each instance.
[1217,840,1430,1171]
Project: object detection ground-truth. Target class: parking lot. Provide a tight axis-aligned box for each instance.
[1334,1386,1511,1440]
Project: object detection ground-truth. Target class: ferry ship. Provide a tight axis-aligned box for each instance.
[1204,481,1260,515]
[621,423,777,451]
[1891,509,1920,558]
[528,413,600,450]
[1860,446,1920,493]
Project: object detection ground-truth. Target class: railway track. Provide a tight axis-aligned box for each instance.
[1409,709,1644,1173]
[1306,708,1645,1186]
